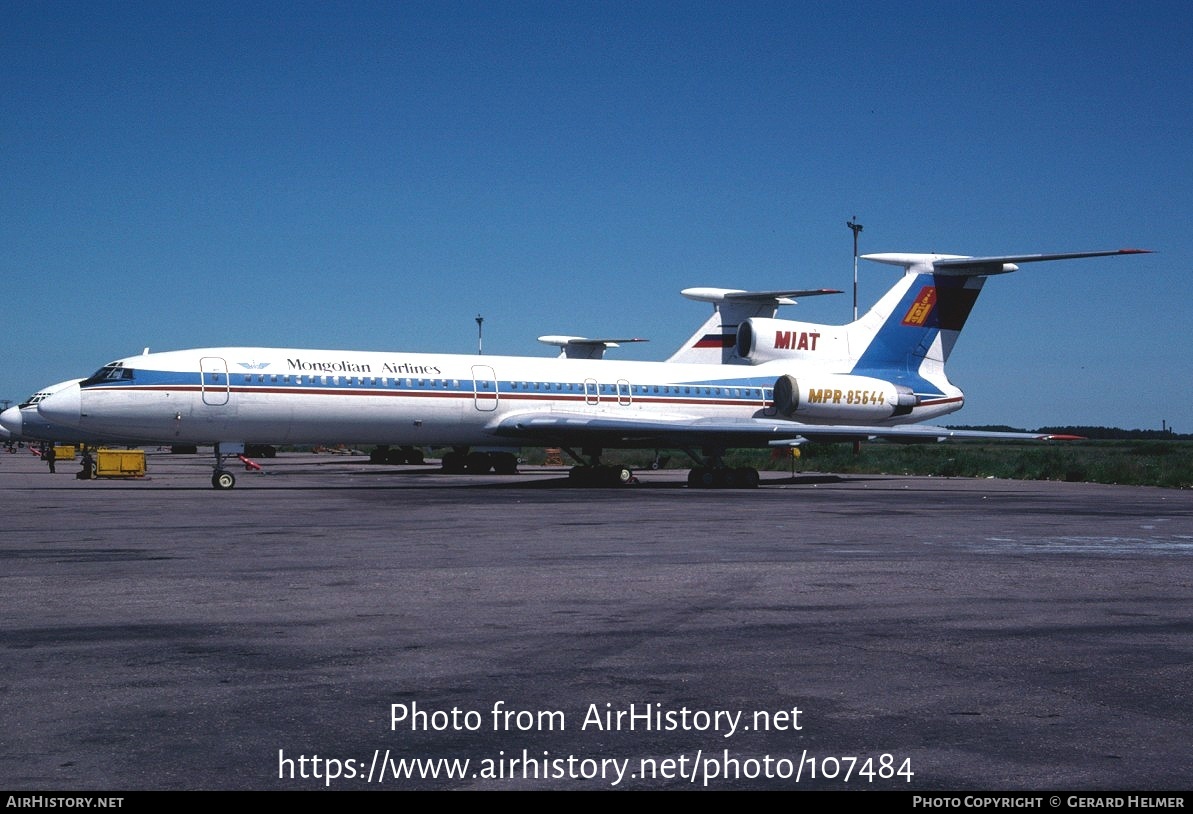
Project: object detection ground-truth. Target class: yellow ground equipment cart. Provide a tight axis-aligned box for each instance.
[90,449,147,479]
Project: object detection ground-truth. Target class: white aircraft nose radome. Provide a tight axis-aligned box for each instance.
[36,382,82,428]
[0,405,23,436]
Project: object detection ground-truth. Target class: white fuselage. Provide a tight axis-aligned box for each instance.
[37,346,964,447]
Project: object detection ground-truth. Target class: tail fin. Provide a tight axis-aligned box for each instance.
[667,287,841,363]
[847,249,1150,391]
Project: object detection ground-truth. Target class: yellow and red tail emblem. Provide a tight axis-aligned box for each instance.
[902,286,937,326]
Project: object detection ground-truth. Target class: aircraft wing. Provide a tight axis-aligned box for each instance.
[491,412,1075,447]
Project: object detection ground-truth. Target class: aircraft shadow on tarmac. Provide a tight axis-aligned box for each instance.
[32,469,866,491]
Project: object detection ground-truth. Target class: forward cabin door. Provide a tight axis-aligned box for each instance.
[200,357,231,406]
[472,365,498,411]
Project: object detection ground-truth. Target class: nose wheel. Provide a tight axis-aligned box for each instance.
[209,442,241,489]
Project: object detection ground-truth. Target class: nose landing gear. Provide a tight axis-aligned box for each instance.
[210,442,259,489]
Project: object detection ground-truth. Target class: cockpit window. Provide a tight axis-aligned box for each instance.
[81,363,134,387]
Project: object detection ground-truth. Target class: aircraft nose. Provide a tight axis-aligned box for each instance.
[37,382,82,428]
[0,406,19,439]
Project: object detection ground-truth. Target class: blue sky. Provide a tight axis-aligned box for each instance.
[3,1,1190,430]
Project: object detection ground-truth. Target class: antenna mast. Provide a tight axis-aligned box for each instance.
[846,216,863,320]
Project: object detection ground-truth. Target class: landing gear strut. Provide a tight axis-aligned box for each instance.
[682,447,759,489]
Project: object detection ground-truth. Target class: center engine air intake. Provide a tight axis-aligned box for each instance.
[773,374,918,420]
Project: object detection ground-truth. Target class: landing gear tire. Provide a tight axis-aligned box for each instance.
[465,451,493,474]
[736,467,760,489]
[493,452,519,475]
[441,451,466,474]
[212,470,236,490]
[686,466,759,489]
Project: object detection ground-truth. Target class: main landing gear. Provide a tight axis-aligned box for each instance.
[682,448,759,489]
[568,463,634,487]
[369,445,426,465]
[440,447,519,475]
[685,466,760,489]
[561,446,635,488]
[556,446,759,489]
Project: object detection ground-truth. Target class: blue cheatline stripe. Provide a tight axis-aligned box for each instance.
[83,369,781,409]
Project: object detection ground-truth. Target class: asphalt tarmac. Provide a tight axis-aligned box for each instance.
[2,449,1191,790]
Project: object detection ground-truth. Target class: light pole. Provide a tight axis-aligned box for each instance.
[475,315,484,355]
[846,216,863,320]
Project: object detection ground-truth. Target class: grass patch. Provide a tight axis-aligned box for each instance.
[520,441,1193,488]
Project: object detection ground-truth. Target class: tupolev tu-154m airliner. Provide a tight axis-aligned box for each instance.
[12,248,1148,489]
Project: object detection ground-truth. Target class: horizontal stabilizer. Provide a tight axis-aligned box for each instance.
[682,287,842,305]
[864,249,1151,277]
[538,335,650,360]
